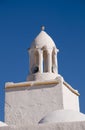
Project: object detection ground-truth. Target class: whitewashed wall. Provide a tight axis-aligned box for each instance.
[4,121,85,130]
[5,83,79,127]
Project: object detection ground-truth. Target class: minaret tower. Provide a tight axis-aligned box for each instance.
[27,26,59,81]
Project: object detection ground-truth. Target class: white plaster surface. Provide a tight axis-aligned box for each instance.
[27,72,58,81]
[0,121,9,130]
[62,84,80,111]
[0,121,8,127]
[0,127,10,130]
[5,82,80,127]
[31,31,56,48]
[5,121,85,130]
[5,84,63,126]
[39,110,85,123]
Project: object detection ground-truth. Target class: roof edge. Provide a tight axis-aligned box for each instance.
[63,81,80,96]
[5,79,80,96]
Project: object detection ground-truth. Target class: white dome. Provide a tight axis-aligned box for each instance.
[31,31,56,49]
[0,121,8,127]
[39,110,85,124]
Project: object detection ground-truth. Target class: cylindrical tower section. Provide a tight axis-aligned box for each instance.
[27,29,59,81]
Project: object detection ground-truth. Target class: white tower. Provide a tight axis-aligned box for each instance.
[27,26,59,81]
[3,27,85,130]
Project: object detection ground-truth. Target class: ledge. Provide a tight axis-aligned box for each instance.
[5,80,59,89]
[63,81,80,96]
[5,79,80,96]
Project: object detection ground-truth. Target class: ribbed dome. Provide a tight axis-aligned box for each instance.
[31,31,56,49]
[39,110,85,124]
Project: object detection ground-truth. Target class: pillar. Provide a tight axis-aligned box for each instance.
[47,49,52,72]
[53,52,58,73]
[29,49,33,74]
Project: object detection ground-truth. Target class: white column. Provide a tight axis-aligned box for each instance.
[47,49,52,73]
[29,49,34,74]
[38,49,43,73]
[53,48,58,74]
[53,53,58,73]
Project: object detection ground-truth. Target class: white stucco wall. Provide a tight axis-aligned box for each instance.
[5,82,79,127]
[7,121,85,130]
[5,84,63,126]
[16,121,85,130]
[27,73,58,81]
[0,126,10,130]
[1,121,85,130]
[62,84,80,111]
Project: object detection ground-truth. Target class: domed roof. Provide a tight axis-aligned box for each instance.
[39,110,85,124]
[31,30,56,49]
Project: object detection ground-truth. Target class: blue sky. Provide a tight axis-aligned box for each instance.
[0,0,85,121]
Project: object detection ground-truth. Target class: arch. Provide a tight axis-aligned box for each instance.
[31,50,39,74]
[34,50,39,65]
[41,45,47,51]
[43,49,48,72]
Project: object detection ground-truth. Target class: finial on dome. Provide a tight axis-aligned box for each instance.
[41,26,45,31]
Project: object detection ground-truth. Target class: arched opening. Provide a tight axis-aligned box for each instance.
[31,51,39,74]
[52,49,54,73]
[34,51,39,65]
[43,50,48,72]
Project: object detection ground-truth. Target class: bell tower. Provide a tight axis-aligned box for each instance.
[27,26,59,81]
[4,27,85,129]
